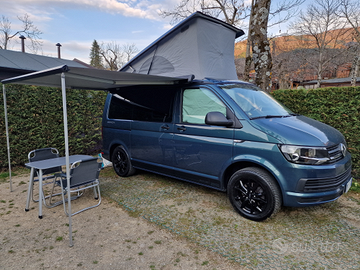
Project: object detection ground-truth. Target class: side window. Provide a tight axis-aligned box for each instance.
[182,88,226,124]
[108,94,172,122]
[108,95,133,120]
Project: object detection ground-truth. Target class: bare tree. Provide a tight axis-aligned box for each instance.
[160,0,247,26]
[100,42,139,71]
[338,0,360,86]
[243,0,304,84]
[249,0,272,92]
[290,0,350,88]
[0,14,42,52]
[272,50,299,89]
[243,0,254,81]
[100,42,121,71]
[122,43,139,63]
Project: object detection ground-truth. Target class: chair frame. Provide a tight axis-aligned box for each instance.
[27,148,63,206]
[49,158,102,216]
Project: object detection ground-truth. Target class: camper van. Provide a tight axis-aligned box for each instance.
[101,79,352,221]
[101,12,351,221]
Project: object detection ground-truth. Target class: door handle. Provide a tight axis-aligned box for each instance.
[161,124,170,130]
[177,126,186,132]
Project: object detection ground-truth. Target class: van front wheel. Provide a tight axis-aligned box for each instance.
[112,146,136,177]
[227,167,281,221]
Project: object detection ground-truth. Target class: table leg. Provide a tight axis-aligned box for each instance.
[38,169,43,219]
[25,168,34,212]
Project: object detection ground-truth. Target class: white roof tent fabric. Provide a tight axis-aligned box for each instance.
[1,65,190,247]
[121,11,245,80]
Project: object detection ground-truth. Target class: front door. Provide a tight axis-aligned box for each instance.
[173,87,234,188]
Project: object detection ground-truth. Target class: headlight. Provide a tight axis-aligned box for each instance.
[279,145,330,165]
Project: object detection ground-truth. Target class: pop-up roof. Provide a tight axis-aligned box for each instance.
[121,11,244,80]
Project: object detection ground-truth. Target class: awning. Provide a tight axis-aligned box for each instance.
[1,64,192,90]
[2,65,192,247]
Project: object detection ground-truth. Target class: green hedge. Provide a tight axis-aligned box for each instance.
[0,84,107,167]
[272,87,360,176]
[1,84,359,177]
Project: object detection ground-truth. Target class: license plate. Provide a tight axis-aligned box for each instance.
[345,178,352,193]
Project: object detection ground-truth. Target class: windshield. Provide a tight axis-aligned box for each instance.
[221,83,293,119]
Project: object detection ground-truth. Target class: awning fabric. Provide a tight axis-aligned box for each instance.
[1,65,191,90]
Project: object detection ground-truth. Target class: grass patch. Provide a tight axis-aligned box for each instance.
[350,180,360,193]
[127,210,141,218]
[55,236,63,242]
[99,167,117,178]
[0,172,12,183]
[0,167,28,182]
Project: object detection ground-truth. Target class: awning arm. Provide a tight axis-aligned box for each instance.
[2,84,13,191]
[60,72,73,247]
[1,65,69,85]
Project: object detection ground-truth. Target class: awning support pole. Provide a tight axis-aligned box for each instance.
[61,73,73,247]
[3,84,13,192]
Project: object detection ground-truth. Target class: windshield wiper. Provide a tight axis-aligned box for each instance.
[250,113,299,120]
[250,115,286,120]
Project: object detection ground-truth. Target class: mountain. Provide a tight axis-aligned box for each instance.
[234,27,358,58]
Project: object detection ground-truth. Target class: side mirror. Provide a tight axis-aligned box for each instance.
[205,111,233,127]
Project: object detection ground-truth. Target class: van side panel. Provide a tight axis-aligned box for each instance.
[131,121,174,166]
[173,125,233,183]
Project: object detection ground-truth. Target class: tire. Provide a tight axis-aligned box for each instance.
[111,146,136,177]
[227,167,281,222]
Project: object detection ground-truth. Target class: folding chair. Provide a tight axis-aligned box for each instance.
[49,157,102,216]
[28,148,63,204]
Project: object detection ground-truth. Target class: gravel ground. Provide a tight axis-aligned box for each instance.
[0,173,243,270]
[1,167,360,270]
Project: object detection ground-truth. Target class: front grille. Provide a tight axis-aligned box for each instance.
[327,144,344,163]
[298,168,352,192]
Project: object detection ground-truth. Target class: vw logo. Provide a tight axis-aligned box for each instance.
[340,143,347,157]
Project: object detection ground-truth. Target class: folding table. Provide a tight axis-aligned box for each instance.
[25,155,94,219]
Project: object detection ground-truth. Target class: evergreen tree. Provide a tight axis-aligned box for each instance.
[89,40,103,69]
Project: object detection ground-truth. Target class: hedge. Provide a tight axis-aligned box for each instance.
[1,84,359,177]
[272,87,360,176]
[0,84,107,167]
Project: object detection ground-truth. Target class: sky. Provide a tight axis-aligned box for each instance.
[0,0,310,64]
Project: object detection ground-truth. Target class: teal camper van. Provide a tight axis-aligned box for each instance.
[101,12,352,221]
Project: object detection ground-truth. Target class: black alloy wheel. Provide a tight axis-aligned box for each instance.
[227,167,281,221]
[111,146,135,177]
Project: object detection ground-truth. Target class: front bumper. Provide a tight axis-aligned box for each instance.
[284,171,352,207]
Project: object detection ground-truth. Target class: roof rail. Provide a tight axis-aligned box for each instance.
[204,78,223,83]
[177,74,195,83]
